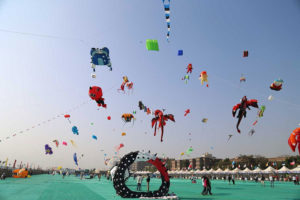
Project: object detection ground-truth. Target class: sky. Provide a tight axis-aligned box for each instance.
[0,0,299,170]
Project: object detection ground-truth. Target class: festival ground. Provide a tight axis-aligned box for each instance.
[0,175,299,200]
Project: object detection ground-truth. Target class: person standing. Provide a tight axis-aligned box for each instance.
[261,175,265,187]
[98,173,101,181]
[269,175,274,188]
[206,177,213,195]
[292,175,296,185]
[146,174,151,192]
[201,176,207,195]
[228,175,232,184]
[232,175,235,185]
[137,175,143,191]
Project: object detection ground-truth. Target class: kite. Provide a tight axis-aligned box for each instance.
[232,96,258,133]
[57,166,62,170]
[182,74,189,84]
[270,79,283,91]
[121,113,135,124]
[243,50,248,57]
[248,129,255,136]
[113,151,170,198]
[70,140,76,147]
[178,50,183,56]
[64,114,71,123]
[115,143,124,153]
[107,116,111,120]
[202,118,208,123]
[133,111,136,114]
[227,134,233,142]
[240,74,246,82]
[151,109,175,142]
[92,135,98,140]
[268,95,274,101]
[146,39,159,51]
[199,71,209,87]
[184,109,190,117]
[53,140,59,147]
[90,47,112,72]
[118,76,133,93]
[72,126,79,135]
[62,141,67,146]
[186,64,192,73]
[288,127,300,155]
[121,132,126,136]
[73,153,78,166]
[258,105,266,118]
[185,147,193,155]
[45,144,53,155]
[180,152,184,156]
[162,0,171,41]
[89,86,107,108]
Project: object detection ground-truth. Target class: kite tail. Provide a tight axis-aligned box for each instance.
[236,117,242,133]
[161,125,164,142]
[154,122,157,136]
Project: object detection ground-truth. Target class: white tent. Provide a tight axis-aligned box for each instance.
[200,168,208,174]
[277,166,290,173]
[224,168,231,173]
[207,168,214,173]
[214,168,224,174]
[242,167,252,174]
[195,169,202,174]
[290,165,300,173]
[232,167,241,174]
[252,167,262,173]
[263,166,276,173]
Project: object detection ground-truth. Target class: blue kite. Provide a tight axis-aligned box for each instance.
[73,153,78,166]
[90,47,112,71]
[92,135,97,140]
[72,126,79,135]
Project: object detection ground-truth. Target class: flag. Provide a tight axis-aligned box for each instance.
[5,158,8,167]
[13,160,17,168]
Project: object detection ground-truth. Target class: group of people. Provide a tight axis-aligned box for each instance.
[201,176,212,195]
[135,174,151,192]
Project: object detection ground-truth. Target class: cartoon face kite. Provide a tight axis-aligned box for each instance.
[90,47,112,71]
[199,71,209,87]
[89,86,107,108]
[45,144,53,155]
[270,79,283,91]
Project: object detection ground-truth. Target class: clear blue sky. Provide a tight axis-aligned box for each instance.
[0,0,299,169]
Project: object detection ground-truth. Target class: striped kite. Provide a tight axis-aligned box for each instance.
[162,0,171,41]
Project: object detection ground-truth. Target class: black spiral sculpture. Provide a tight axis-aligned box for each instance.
[113,151,170,198]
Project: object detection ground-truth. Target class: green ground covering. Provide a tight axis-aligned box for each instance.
[0,175,299,200]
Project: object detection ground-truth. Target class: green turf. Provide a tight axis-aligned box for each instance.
[0,175,299,200]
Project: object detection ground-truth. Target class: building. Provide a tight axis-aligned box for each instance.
[130,161,152,171]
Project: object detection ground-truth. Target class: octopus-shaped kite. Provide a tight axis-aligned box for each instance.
[288,127,300,155]
[151,109,175,142]
[89,86,107,108]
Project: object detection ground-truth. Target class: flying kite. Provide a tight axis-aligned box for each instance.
[243,50,248,57]
[121,132,126,136]
[199,71,209,87]
[232,96,258,133]
[90,47,112,72]
[288,127,300,155]
[89,86,107,108]
[253,105,266,126]
[64,114,71,123]
[107,116,111,120]
[146,39,159,51]
[45,144,53,155]
[202,118,208,123]
[184,109,190,117]
[72,126,79,135]
[178,50,183,56]
[185,147,193,155]
[182,74,189,84]
[268,95,274,101]
[162,0,171,41]
[227,134,233,142]
[270,79,283,91]
[186,64,193,73]
[240,74,246,82]
[53,140,59,147]
[151,109,175,142]
[70,140,76,147]
[180,152,184,156]
[248,129,255,136]
[62,141,67,146]
[121,113,135,124]
[115,143,124,153]
[73,153,78,166]
[92,135,98,140]
[118,76,133,93]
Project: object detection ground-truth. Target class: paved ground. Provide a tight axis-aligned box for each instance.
[0,175,299,200]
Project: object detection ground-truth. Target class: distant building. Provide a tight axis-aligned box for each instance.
[130,161,153,171]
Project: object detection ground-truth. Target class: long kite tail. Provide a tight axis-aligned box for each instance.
[153,122,157,136]
[236,116,243,133]
[162,0,171,41]
[161,124,164,142]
